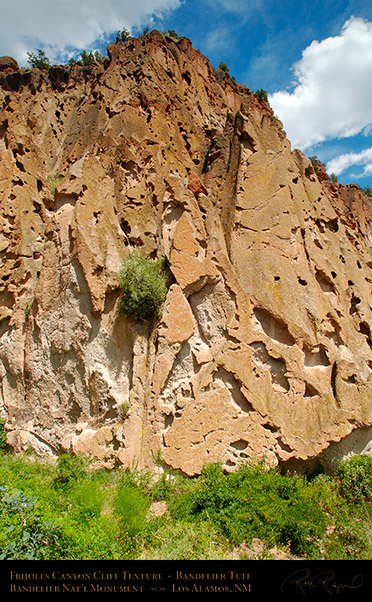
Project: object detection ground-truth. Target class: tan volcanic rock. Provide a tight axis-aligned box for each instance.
[1,32,372,475]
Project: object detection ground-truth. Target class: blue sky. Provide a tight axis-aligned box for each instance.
[1,0,372,189]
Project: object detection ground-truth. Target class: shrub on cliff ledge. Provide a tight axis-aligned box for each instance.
[26,49,50,70]
[118,251,167,321]
[254,89,268,103]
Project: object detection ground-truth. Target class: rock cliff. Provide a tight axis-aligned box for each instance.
[1,31,372,475]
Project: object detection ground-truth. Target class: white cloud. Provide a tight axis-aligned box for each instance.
[326,147,372,177]
[204,26,233,56]
[0,0,181,65]
[269,17,372,150]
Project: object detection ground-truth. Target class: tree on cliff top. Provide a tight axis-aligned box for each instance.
[26,49,50,70]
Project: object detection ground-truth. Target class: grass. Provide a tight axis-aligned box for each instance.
[0,451,372,560]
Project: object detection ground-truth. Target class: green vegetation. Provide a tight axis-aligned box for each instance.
[336,454,372,503]
[81,50,105,65]
[359,185,372,198]
[47,173,64,196]
[254,89,269,103]
[68,50,105,67]
[218,61,229,74]
[24,302,31,320]
[116,28,130,43]
[118,250,168,321]
[26,49,50,71]
[167,30,180,39]
[1,451,372,560]
[0,419,7,451]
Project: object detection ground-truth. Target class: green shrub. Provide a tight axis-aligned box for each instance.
[118,251,167,321]
[27,49,50,70]
[114,484,150,537]
[0,487,68,559]
[169,462,327,558]
[218,61,229,73]
[1,453,371,560]
[70,480,105,520]
[116,28,130,43]
[254,89,268,103]
[324,519,371,560]
[0,418,7,451]
[53,453,89,491]
[47,173,64,196]
[336,454,372,503]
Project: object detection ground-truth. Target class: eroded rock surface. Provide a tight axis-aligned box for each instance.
[1,33,372,475]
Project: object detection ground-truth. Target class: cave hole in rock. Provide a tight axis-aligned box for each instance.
[182,71,192,85]
[252,307,295,346]
[303,344,330,368]
[315,219,325,233]
[346,374,357,384]
[68,399,82,423]
[164,413,174,429]
[304,382,321,398]
[239,131,256,154]
[231,439,248,450]
[349,293,361,316]
[250,341,290,393]
[325,316,343,346]
[359,321,372,348]
[315,268,336,294]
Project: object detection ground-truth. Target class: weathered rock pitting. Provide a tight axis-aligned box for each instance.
[1,31,372,475]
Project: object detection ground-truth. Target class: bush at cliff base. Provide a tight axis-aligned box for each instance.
[336,454,372,503]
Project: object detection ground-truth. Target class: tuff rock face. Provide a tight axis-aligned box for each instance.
[1,31,372,476]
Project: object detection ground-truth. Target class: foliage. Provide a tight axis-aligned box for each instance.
[0,486,68,559]
[254,89,269,103]
[169,462,347,558]
[27,49,50,70]
[361,185,372,198]
[47,173,64,196]
[218,61,229,73]
[167,30,180,39]
[330,173,338,183]
[143,520,228,560]
[1,453,372,560]
[336,454,372,503]
[114,484,150,537]
[116,28,130,43]
[118,251,167,321]
[80,50,105,66]
[0,418,7,451]
[53,452,90,490]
